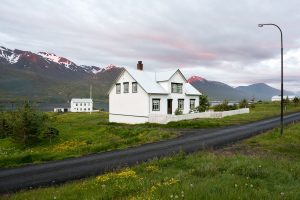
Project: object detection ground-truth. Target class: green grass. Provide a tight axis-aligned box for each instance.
[0,102,299,168]
[0,112,175,168]
[4,122,300,200]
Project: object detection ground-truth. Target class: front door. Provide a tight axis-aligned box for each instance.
[167,99,173,114]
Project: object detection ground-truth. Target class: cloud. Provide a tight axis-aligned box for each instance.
[0,0,299,91]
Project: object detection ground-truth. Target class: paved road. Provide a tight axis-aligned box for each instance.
[1,112,300,194]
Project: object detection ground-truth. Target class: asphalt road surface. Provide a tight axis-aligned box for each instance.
[1,112,300,194]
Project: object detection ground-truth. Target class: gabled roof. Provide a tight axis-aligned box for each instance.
[185,83,202,95]
[71,98,93,102]
[107,67,201,95]
[126,68,168,94]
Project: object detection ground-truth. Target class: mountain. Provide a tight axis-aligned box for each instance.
[0,46,122,102]
[188,76,248,101]
[188,76,295,101]
[236,83,295,100]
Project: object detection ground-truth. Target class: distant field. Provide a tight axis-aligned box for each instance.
[4,121,300,199]
[0,102,300,168]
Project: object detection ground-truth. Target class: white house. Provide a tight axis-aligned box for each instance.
[108,61,201,124]
[70,98,93,112]
[271,95,296,102]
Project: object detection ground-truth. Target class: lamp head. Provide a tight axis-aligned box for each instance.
[258,24,264,27]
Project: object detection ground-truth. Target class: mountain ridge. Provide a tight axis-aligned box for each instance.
[1,46,296,102]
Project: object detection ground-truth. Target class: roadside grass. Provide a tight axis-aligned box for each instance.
[0,102,299,168]
[4,122,300,200]
[0,112,175,168]
[159,102,300,128]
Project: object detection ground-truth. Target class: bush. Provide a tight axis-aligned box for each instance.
[8,102,48,146]
[293,97,300,106]
[239,98,248,108]
[213,100,238,111]
[198,95,210,112]
[0,112,10,139]
[43,127,59,143]
[175,108,183,115]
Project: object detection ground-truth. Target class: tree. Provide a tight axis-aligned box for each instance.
[239,98,248,108]
[43,127,59,143]
[293,97,300,106]
[198,95,210,112]
[0,112,10,139]
[10,102,48,146]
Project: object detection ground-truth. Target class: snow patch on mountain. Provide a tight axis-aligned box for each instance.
[0,46,20,64]
[38,52,75,68]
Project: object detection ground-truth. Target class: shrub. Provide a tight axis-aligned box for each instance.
[9,102,48,146]
[175,108,183,115]
[43,127,59,143]
[198,95,210,112]
[213,100,238,111]
[239,98,248,108]
[0,112,10,139]
[293,97,300,106]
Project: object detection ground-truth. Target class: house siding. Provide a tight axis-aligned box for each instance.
[109,70,149,123]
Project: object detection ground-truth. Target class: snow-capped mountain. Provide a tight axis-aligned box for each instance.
[0,45,123,102]
[0,46,118,74]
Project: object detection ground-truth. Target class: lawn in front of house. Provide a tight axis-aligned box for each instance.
[0,102,299,168]
[0,112,175,168]
[5,122,300,200]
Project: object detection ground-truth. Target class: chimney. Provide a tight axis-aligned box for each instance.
[137,61,143,70]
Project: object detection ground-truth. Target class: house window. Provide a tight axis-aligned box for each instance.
[80,103,82,106]
[152,99,160,111]
[190,99,195,109]
[132,82,137,93]
[178,99,184,110]
[171,83,183,93]
[76,103,78,106]
[123,82,129,93]
[116,83,121,94]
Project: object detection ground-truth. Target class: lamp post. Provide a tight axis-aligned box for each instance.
[258,23,284,135]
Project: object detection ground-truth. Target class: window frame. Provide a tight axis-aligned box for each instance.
[116,83,121,94]
[171,83,183,93]
[132,82,138,93]
[152,98,160,111]
[190,99,196,110]
[178,99,184,110]
[123,82,129,93]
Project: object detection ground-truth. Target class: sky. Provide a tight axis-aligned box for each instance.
[0,0,300,92]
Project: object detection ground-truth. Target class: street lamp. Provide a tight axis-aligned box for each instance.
[258,23,284,135]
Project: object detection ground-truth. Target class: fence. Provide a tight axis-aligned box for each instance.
[148,108,250,124]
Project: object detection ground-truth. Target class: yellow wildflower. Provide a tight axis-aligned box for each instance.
[96,173,112,182]
[117,168,137,178]
[146,165,159,172]
[163,178,179,186]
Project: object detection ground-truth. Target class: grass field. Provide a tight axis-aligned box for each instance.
[4,121,300,199]
[0,102,300,168]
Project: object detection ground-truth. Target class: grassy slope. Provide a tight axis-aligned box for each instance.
[0,112,175,168]
[4,121,300,199]
[0,102,299,168]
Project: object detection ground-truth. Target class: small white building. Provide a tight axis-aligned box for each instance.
[70,98,93,112]
[108,61,202,124]
[271,95,296,102]
[54,108,69,112]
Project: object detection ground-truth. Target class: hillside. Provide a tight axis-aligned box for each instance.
[188,76,295,101]
[0,46,122,102]
[188,76,248,101]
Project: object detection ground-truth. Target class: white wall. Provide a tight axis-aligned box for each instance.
[109,114,149,124]
[70,100,93,112]
[109,70,150,123]
[153,72,200,115]
[149,108,250,124]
